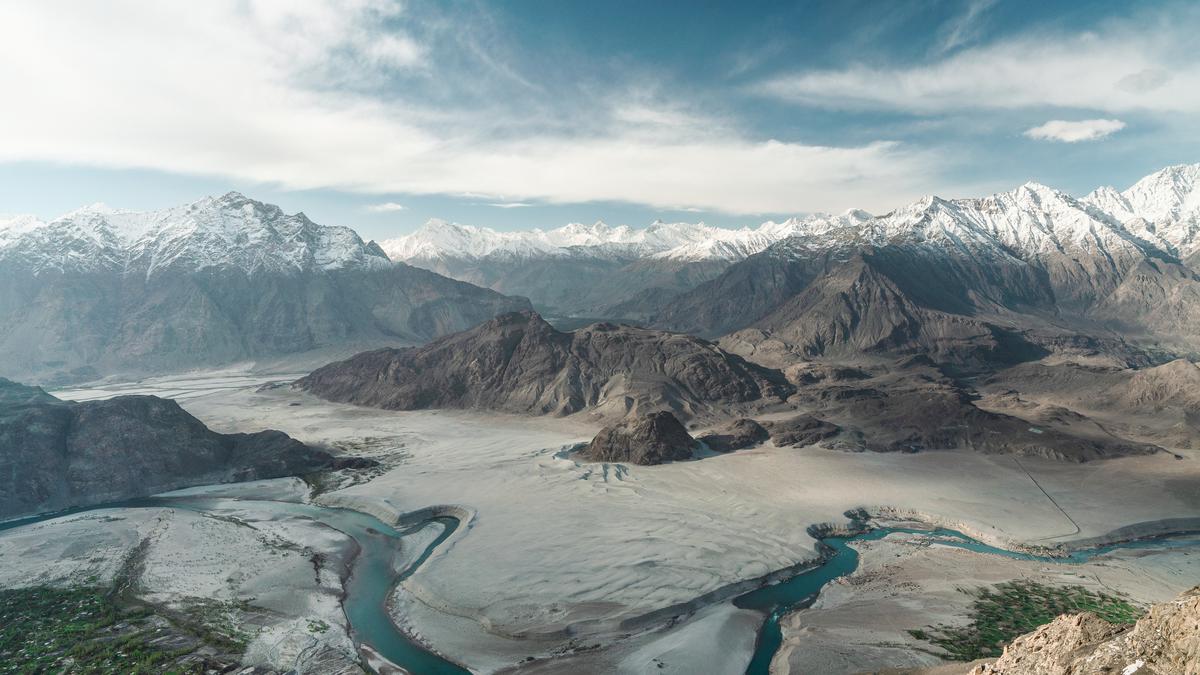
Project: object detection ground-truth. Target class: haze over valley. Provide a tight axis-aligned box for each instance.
[2,2,1199,674]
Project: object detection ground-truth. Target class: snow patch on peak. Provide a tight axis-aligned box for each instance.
[0,193,390,276]
[0,214,47,246]
[385,212,878,264]
[1092,163,1200,258]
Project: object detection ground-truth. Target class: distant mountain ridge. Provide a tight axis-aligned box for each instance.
[648,165,1200,366]
[380,212,872,316]
[0,191,393,277]
[381,211,873,263]
[0,193,529,383]
[380,164,1200,322]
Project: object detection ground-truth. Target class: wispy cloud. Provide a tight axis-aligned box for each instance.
[753,9,1200,114]
[1024,119,1126,143]
[0,0,961,215]
[365,201,407,212]
[933,0,996,55]
[486,202,532,209]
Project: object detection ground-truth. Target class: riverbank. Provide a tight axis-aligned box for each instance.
[770,528,1200,674]
[0,497,363,672]
[40,367,1200,673]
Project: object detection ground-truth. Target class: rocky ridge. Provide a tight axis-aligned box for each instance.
[0,378,336,520]
[296,310,793,420]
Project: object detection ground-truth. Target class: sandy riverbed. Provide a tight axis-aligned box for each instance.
[25,367,1199,673]
[772,529,1200,674]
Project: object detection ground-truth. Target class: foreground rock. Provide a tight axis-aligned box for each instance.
[0,378,334,520]
[581,411,695,465]
[297,311,793,420]
[972,586,1200,675]
[697,418,770,453]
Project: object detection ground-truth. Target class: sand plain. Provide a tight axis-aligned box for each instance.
[9,367,1192,673]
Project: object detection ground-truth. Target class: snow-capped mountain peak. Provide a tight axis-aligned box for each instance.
[1084,163,1200,258]
[382,211,878,264]
[0,193,391,277]
[0,214,48,245]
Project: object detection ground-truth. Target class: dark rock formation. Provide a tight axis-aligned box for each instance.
[763,415,841,448]
[697,418,770,453]
[0,378,334,520]
[581,411,695,465]
[795,372,1161,460]
[297,311,793,419]
[716,251,1051,371]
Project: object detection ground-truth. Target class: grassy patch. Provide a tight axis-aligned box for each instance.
[176,597,256,653]
[0,585,201,674]
[907,580,1143,661]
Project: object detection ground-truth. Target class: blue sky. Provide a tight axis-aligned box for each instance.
[1,0,1197,240]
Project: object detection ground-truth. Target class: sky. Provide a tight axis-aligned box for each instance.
[1,0,1198,240]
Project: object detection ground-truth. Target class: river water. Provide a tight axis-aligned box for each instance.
[734,525,1200,674]
[0,496,471,675]
[5,499,1198,675]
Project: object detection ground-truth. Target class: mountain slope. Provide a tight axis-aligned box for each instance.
[0,378,335,520]
[382,212,871,316]
[1086,163,1200,265]
[0,193,530,383]
[296,310,793,420]
[658,171,1200,367]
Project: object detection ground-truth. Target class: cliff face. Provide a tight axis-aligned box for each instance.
[581,411,695,465]
[0,378,334,520]
[296,311,793,420]
[972,586,1200,675]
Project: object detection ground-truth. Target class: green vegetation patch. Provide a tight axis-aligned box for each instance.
[0,585,212,674]
[907,580,1143,661]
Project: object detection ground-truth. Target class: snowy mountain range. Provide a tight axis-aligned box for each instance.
[3,163,1198,382]
[381,211,874,263]
[385,165,1200,266]
[0,193,527,384]
[650,165,1200,368]
[0,192,392,277]
[381,163,1200,318]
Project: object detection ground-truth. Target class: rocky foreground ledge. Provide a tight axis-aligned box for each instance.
[972,586,1200,674]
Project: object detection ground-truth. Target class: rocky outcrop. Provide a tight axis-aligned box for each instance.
[0,378,335,520]
[580,411,695,465]
[980,359,1200,450]
[763,414,841,447]
[297,311,793,420]
[697,418,770,453]
[972,586,1200,675]
[780,364,1163,461]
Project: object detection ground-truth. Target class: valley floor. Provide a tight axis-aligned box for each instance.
[6,367,1197,674]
